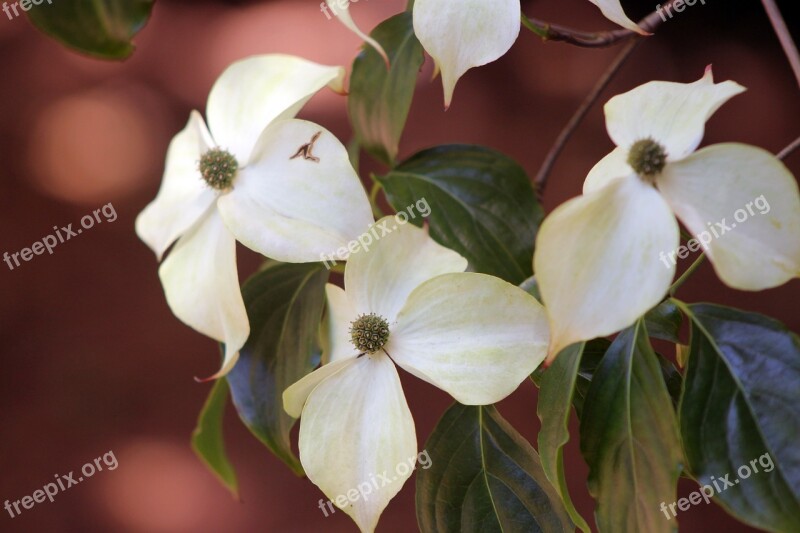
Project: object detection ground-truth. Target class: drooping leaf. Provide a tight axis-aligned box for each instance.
[379,145,543,284]
[536,343,592,533]
[348,12,423,166]
[580,321,682,533]
[26,0,154,60]
[191,379,238,498]
[572,339,610,419]
[226,262,328,475]
[417,403,573,533]
[678,302,800,531]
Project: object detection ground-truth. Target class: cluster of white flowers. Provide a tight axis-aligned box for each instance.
[138,5,800,533]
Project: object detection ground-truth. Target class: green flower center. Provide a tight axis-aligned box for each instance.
[199,148,238,190]
[627,138,668,178]
[350,313,390,354]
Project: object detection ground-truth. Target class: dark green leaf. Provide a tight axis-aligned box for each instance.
[26,0,154,59]
[519,274,541,303]
[580,321,682,533]
[226,262,328,475]
[537,343,592,533]
[379,145,543,284]
[645,300,683,343]
[417,403,572,533]
[191,379,238,498]
[348,12,423,166]
[678,302,800,531]
[572,339,611,419]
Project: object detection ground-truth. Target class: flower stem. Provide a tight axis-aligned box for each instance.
[521,0,679,48]
[760,0,800,88]
[369,175,386,218]
[669,254,706,296]
[778,135,800,161]
[534,38,640,196]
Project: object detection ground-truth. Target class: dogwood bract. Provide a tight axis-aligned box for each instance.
[534,68,800,361]
[283,219,549,533]
[136,54,374,379]
[325,0,645,108]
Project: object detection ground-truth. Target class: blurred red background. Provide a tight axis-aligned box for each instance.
[1,0,798,531]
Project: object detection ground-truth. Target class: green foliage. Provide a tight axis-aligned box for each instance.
[677,302,800,532]
[226,263,328,475]
[191,379,238,498]
[26,0,154,59]
[379,145,543,284]
[417,403,573,533]
[348,12,424,166]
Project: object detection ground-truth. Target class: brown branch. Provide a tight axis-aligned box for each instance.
[534,38,640,194]
[523,0,680,48]
[761,0,800,88]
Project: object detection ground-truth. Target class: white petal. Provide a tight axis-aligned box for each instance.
[283,356,357,418]
[345,218,467,322]
[323,284,360,364]
[413,0,520,108]
[206,55,345,162]
[158,209,249,379]
[534,176,679,362]
[583,146,632,194]
[388,273,549,405]
[325,0,389,66]
[135,111,217,260]
[658,144,800,290]
[297,354,417,533]
[587,0,648,34]
[216,119,374,263]
[604,68,746,161]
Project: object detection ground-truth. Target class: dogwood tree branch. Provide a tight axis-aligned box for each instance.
[522,0,679,48]
[761,0,800,88]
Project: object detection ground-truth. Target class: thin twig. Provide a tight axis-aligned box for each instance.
[761,0,800,88]
[522,0,679,48]
[534,38,640,194]
[669,254,706,296]
[777,135,800,160]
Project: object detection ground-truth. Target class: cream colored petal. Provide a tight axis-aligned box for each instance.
[413,0,520,108]
[587,0,648,34]
[135,111,217,260]
[206,55,345,162]
[534,175,679,362]
[658,144,800,290]
[323,284,360,364]
[583,146,633,194]
[158,209,249,379]
[216,119,374,263]
[604,68,746,161]
[388,272,549,404]
[283,356,357,418]
[298,354,417,533]
[345,218,468,322]
[325,0,389,66]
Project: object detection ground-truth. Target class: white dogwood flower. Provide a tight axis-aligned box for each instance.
[534,68,800,362]
[325,0,644,108]
[283,219,549,532]
[136,55,374,379]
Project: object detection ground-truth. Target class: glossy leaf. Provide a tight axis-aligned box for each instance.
[580,321,683,533]
[536,343,592,533]
[379,145,543,284]
[417,403,572,533]
[26,0,154,59]
[645,300,684,343]
[191,379,238,498]
[348,12,423,166]
[226,263,328,475]
[678,303,800,531]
